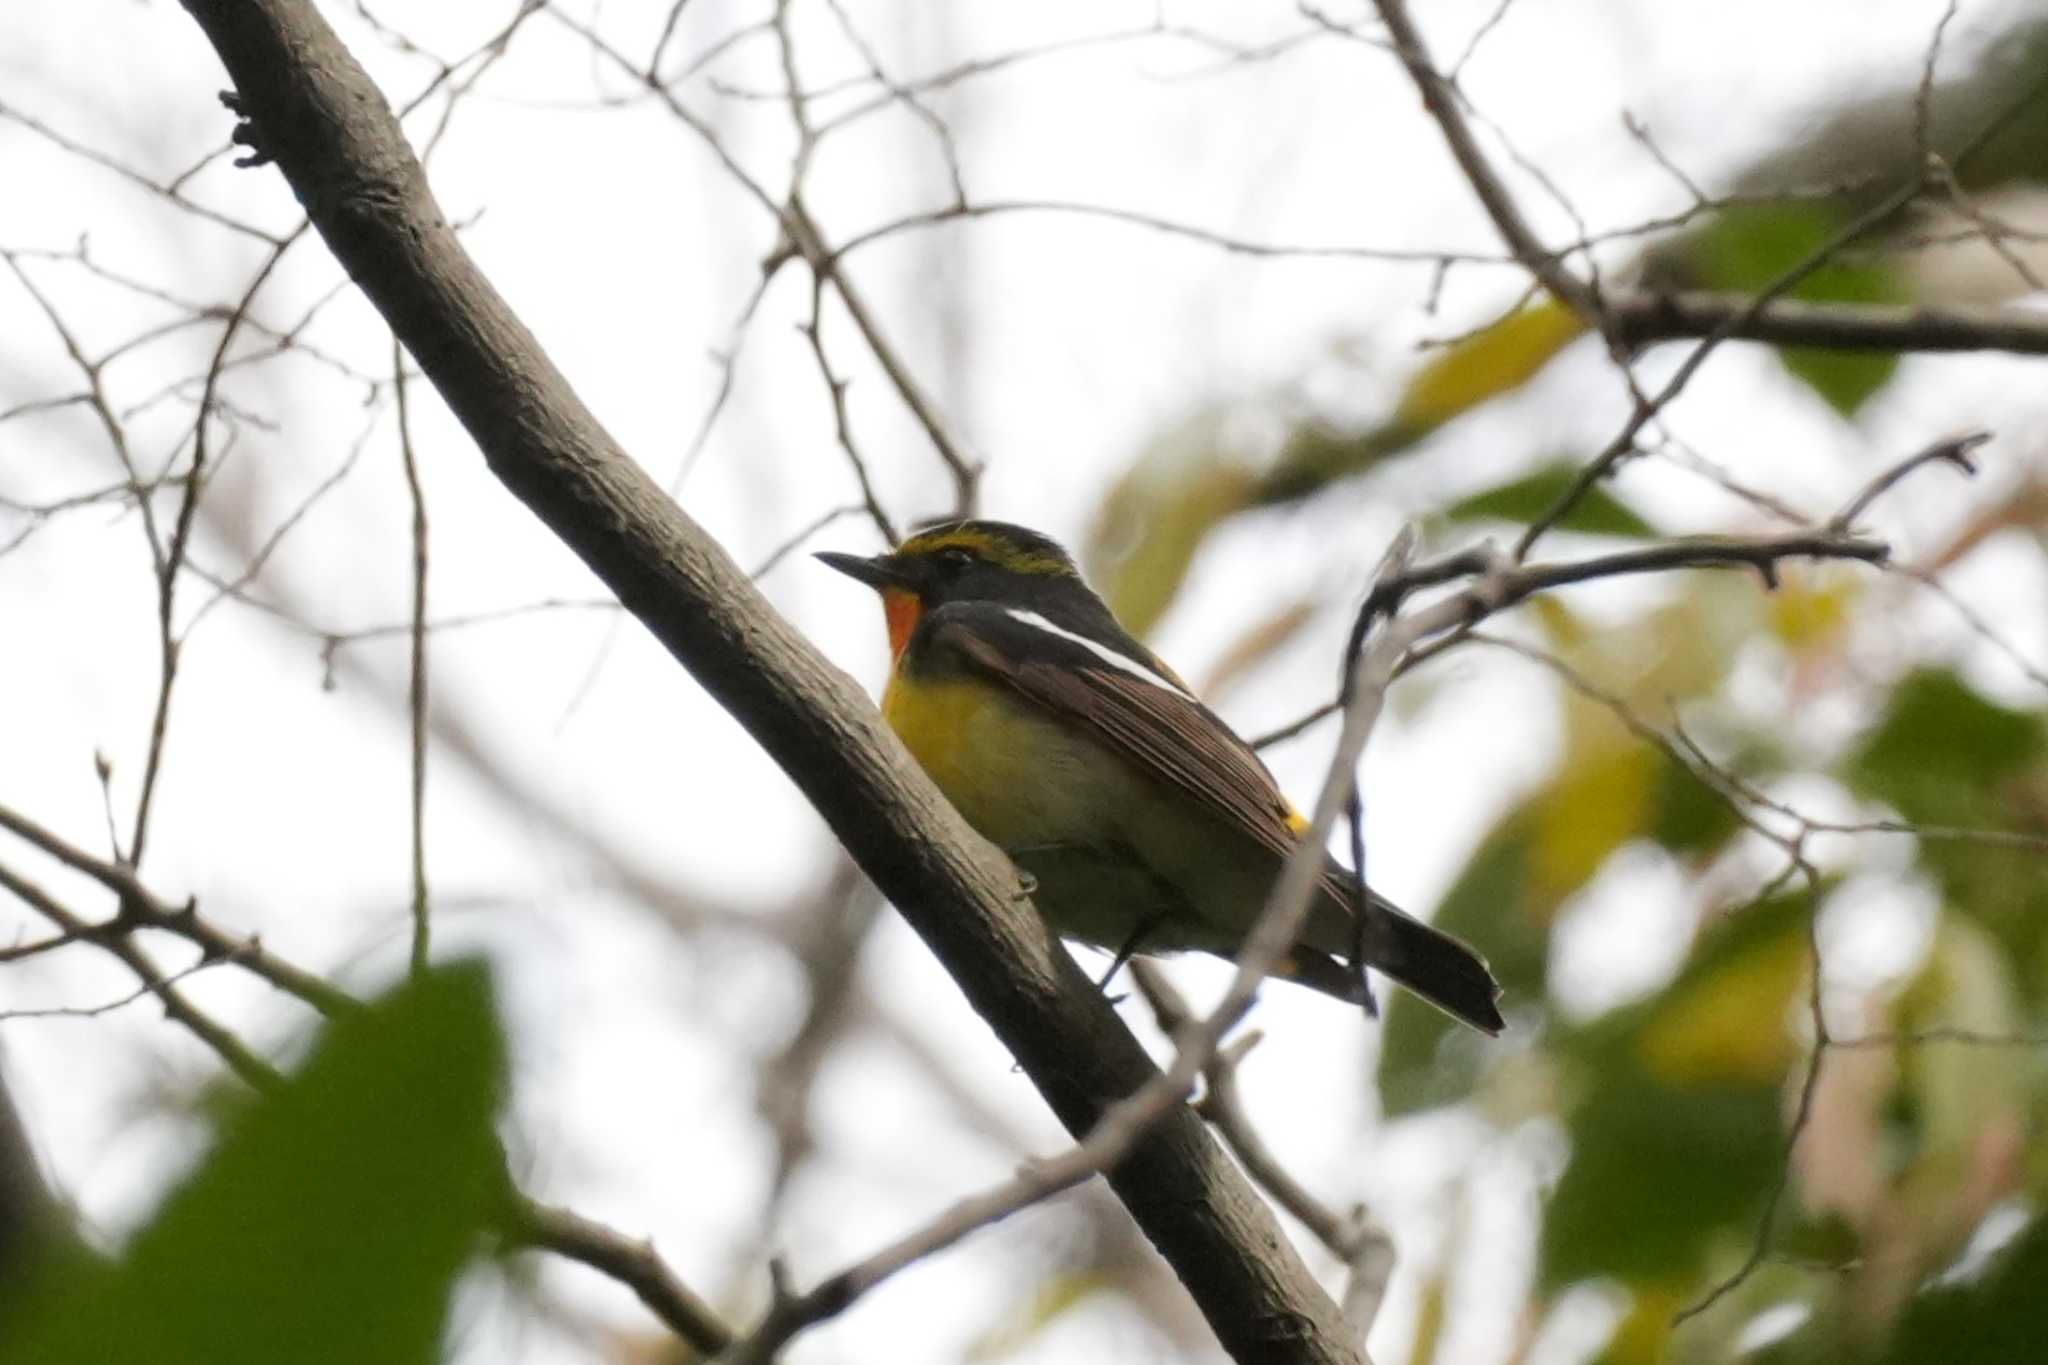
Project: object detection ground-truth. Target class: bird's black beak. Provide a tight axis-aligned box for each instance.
[814,550,913,591]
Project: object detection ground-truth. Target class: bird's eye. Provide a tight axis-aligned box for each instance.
[934,547,975,572]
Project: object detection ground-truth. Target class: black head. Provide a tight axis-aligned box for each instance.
[815,519,1089,609]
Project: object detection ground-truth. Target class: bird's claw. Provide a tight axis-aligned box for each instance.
[219,89,275,168]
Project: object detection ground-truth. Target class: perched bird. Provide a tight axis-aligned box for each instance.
[818,519,1503,1034]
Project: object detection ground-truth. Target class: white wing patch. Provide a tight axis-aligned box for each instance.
[1003,609,1196,701]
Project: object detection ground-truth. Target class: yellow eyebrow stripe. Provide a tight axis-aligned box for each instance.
[899,527,1075,577]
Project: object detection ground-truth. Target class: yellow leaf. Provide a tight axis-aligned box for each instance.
[1537,580,1756,712]
[1406,1271,1447,1365]
[1599,1284,1683,1365]
[1532,594,1591,652]
[1395,299,1587,431]
[1085,407,1256,637]
[1532,696,1656,902]
[965,1270,1115,1362]
[1637,927,1808,1085]
[1767,568,1860,653]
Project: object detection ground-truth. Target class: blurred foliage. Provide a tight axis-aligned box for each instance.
[1361,569,2042,1365]
[1390,301,1589,437]
[1872,1214,2048,1365]
[1359,570,2046,1365]
[1441,462,1660,541]
[7,963,507,1365]
[1846,670,2048,989]
[1068,32,2048,1355]
[1668,202,1907,412]
[1095,324,2048,1359]
[1381,589,1753,1115]
[18,16,2044,1365]
[966,1269,1110,1362]
[1086,405,1258,634]
[1541,888,1814,1292]
[1087,12,2048,636]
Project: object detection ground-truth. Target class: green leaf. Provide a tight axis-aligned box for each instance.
[1647,742,1747,855]
[1379,814,1544,1116]
[1844,669,2048,997]
[1378,716,1748,1115]
[1541,889,1816,1289]
[1084,405,1257,637]
[1845,669,2044,818]
[1444,464,1659,539]
[1253,420,1414,508]
[1545,1077,1783,1288]
[12,962,506,1365]
[1877,1214,2048,1365]
[1685,203,1909,413]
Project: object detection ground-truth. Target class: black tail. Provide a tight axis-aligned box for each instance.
[1364,905,1504,1035]
[1291,880,1504,1034]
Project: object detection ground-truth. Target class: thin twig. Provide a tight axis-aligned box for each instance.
[509,1201,736,1356]
[0,962,213,1022]
[831,197,1502,269]
[1829,430,1986,530]
[1674,874,1830,1326]
[1522,59,2048,559]
[751,503,870,579]
[0,861,280,1091]
[556,11,983,515]
[0,100,284,245]
[1832,1028,2048,1049]
[0,799,358,1018]
[394,336,432,976]
[797,274,900,545]
[1368,0,1592,319]
[784,198,982,518]
[1251,525,1893,748]
[0,804,733,1350]
[1132,960,1389,1296]
[130,230,307,867]
[1517,176,1929,560]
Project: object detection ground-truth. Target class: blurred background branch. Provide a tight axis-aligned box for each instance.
[3,1,2047,1363]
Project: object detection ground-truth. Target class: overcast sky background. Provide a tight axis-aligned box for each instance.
[4,2,2045,1362]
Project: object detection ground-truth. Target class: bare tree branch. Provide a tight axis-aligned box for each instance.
[1251,524,1894,749]
[173,3,1366,1360]
[508,1201,735,1358]
[1367,0,1593,319]
[1608,292,2048,356]
[393,337,432,976]
[1132,962,1397,1337]
[1829,430,1987,530]
[717,528,1467,1364]
[0,810,738,1352]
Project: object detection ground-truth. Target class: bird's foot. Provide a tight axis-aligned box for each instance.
[218,89,275,168]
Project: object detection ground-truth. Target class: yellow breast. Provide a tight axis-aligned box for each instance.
[882,672,1128,849]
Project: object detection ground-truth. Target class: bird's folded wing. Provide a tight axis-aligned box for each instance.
[924,602,1506,1033]
[923,602,1310,869]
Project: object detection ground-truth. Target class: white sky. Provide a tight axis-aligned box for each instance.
[3,2,2045,1362]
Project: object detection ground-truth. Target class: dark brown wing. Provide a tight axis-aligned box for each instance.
[921,602,1505,1034]
[920,602,1306,865]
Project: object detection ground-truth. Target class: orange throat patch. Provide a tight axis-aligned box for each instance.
[883,587,924,661]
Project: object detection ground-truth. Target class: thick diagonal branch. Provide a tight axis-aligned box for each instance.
[170,3,1361,1361]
